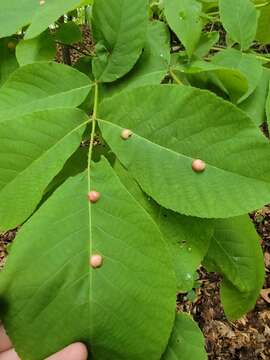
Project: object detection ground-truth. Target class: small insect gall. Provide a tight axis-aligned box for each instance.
[192,159,206,173]
[90,254,103,269]
[40,0,45,5]
[121,129,133,140]
[7,42,16,50]
[88,191,100,203]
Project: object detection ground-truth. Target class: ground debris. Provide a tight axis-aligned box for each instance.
[176,207,270,359]
[0,229,17,269]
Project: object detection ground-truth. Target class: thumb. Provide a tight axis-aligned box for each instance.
[46,343,88,360]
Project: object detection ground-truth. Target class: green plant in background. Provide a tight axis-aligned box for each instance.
[0,0,269,359]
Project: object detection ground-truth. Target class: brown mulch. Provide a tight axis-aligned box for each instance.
[0,229,16,270]
[55,25,94,66]
[177,208,270,360]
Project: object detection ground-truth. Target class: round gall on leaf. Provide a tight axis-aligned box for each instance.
[7,42,16,50]
[121,129,133,140]
[40,0,45,5]
[90,254,103,269]
[88,191,100,203]
[192,159,206,173]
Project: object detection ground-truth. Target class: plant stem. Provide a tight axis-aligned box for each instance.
[256,1,270,9]
[89,82,99,164]
[170,69,182,85]
[56,41,91,56]
[254,54,270,62]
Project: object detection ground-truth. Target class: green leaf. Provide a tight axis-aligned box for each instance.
[99,84,270,219]
[256,2,270,44]
[0,62,92,122]
[162,313,207,360]
[173,59,249,103]
[219,0,258,50]
[25,0,90,39]
[44,146,88,197]
[239,68,270,126]
[104,20,170,97]
[204,216,265,319]
[159,210,213,292]
[193,31,219,58]
[0,38,19,87]
[0,0,88,40]
[0,108,88,231]
[0,157,176,360]
[114,160,214,292]
[265,81,270,128]
[220,280,263,321]
[55,22,82,45]
[16,30,56,66]
[164,0,203,58]
[212,48,263,102]
[91,0,148,82]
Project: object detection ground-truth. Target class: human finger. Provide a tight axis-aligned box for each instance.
[46,343,88,360]
[0,349,19,360]
[0,327,12,353]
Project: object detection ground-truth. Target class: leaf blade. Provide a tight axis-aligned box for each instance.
[0,108,88,231]
[164,0,203,58]
[219,0,258,50]
[0,62,92,122]
[162,313,207,360]
[0,157,176,360]
[91,0,148,82]
[99,85,270,218]
[204,216,265,319]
